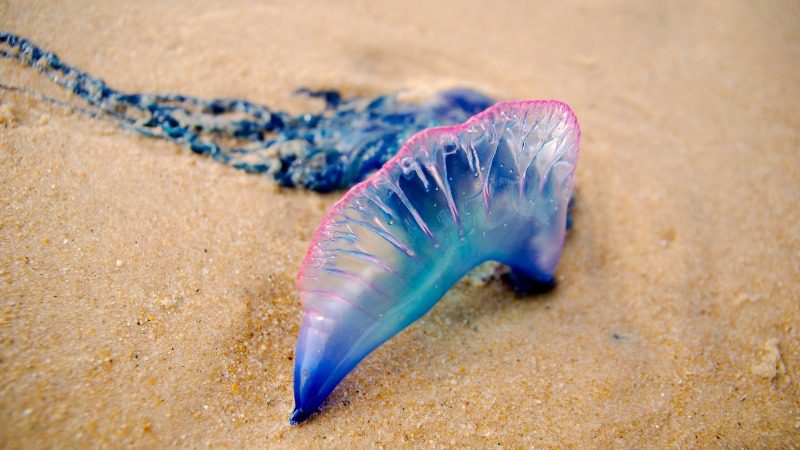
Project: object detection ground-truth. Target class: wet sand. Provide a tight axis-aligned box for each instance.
[1,0,798,447]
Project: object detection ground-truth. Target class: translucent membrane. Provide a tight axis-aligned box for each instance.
[292,100,580,423]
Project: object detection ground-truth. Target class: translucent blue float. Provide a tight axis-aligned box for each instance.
[292,100,580,423]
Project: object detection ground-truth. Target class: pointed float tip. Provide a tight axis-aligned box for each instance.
[289,407,312,425]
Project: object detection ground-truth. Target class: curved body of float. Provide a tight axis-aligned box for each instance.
[291,100,580,423]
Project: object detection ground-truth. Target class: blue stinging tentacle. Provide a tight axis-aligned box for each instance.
[0,31,494,191]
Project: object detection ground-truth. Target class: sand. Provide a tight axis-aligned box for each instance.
[1,0,798,447]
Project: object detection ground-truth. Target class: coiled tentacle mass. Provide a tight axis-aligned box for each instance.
[291,100,580,423]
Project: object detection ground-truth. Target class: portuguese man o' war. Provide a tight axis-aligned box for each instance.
[0,31,581,425]
[0,31,492,191]
[291,100,580,423]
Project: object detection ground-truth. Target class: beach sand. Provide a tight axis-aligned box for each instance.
[1,0,798,447]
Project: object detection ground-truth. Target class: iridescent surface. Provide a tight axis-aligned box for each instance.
[292,100,580,423]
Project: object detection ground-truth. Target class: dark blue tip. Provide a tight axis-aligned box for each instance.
[289,407,314,425]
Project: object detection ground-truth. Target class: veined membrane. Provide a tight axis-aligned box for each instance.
[291,100,580,423]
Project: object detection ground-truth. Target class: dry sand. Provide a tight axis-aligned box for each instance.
[1,0,798,447]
